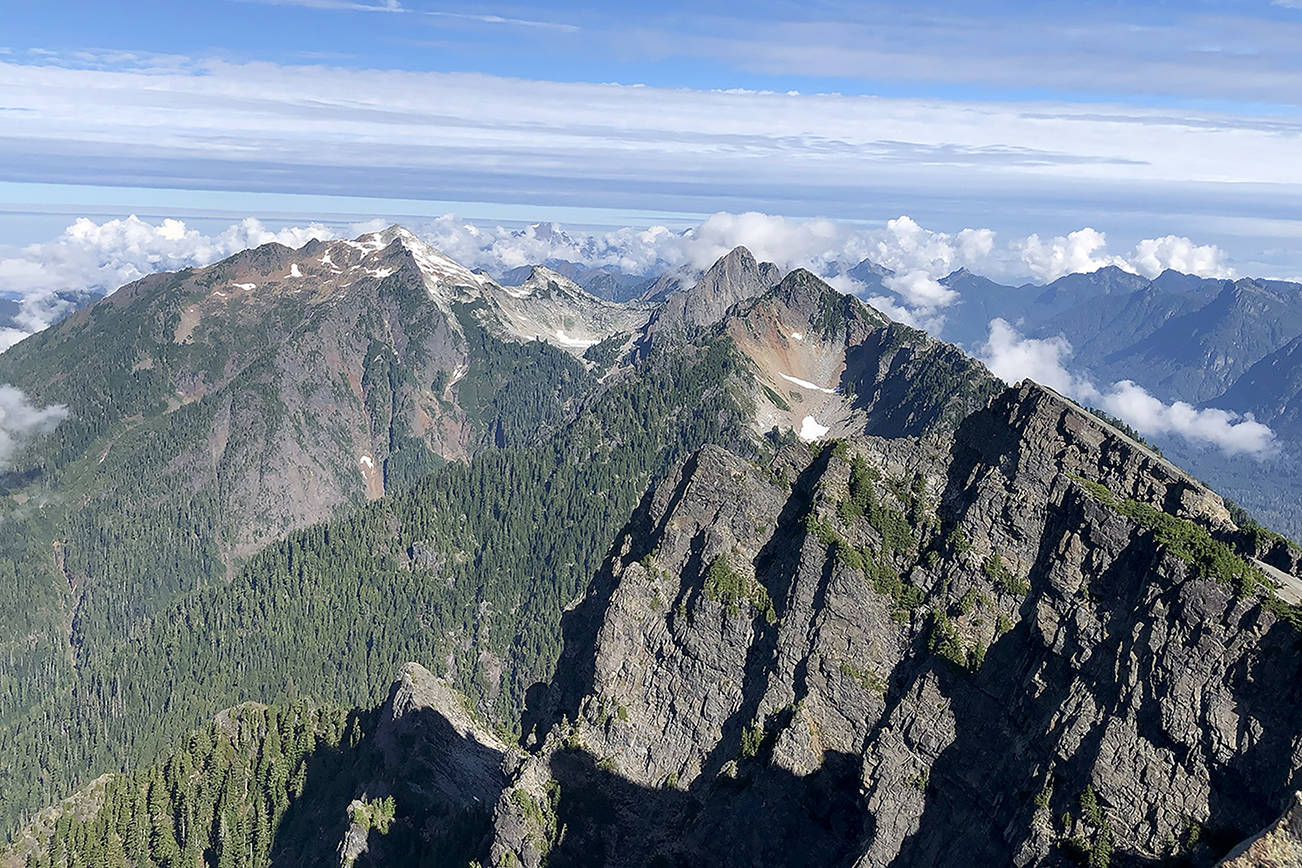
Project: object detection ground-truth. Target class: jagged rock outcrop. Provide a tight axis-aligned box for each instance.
[488,381,1302,867]
[486,265,652,354]
[354,663,511,864]
[307,662,517,867]
[375,662,510,814]
[642,246,780,342]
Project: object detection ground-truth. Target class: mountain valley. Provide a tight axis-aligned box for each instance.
[0,228,1300,868]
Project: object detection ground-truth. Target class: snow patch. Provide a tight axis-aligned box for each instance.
[369,267,396,279]
[779,372,837,395]
[319,252,335,267]
[407,242,493,292]
[358,455,375,470]
[345,234,389,254]
[231,282,256,290]
[552,330,599,349]
[798,416,830,441]
[212,291,227,298]
[284,263,303,279]
[790,332,804,341]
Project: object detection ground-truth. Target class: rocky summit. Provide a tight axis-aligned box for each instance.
[1,228,1300,868]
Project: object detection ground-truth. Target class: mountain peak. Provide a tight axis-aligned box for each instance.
[339,225,494,300]
[642,246,781,339]
[500,264,588,300]
[716,245,756,266]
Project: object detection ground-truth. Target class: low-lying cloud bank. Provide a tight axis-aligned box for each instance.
[0,212,1237,349]
[0,385,68,469]
[1017,229,1234,284]
[979,318,1276,458]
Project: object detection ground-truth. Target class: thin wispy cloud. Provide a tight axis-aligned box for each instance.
[2,55,1298,211]
[0,50,1297,277]
[231,0,404,12]
[425,11,577,32]
[231,0,575,30]
[612,6,1302,107]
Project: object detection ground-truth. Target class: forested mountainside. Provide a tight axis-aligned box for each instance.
[0,226,642,833]
[940,266,1302,403]
[2,227,1300,867]
[9,386,1302,867]
[0,228,998,842]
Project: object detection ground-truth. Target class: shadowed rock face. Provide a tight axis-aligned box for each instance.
[375,663,510,811]
[269,662,511,868]
[486,382,1302,868]
[1218,793,1302,868]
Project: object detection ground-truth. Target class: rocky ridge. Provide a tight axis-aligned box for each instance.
[5,227,1302,866]
[466,380,1297,866]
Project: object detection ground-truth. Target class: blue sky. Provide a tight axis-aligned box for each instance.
[2,0,1302,277]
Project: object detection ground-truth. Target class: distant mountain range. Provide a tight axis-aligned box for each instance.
[1,226,1299,867]
[942,265,1302,406]
[20,234,1302,539]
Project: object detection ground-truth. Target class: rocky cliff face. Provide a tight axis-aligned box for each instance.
[273,661,516,868]
[480,381,1302,867]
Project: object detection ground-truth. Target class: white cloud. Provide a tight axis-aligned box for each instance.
[882,271,958,311]
[4,55,1302,228]
[0,385,68,468]
[864,295,920,327]
[1101,380,1276,457]
[873,217,988,277]
[978,318,1096,397]
[413,216,681,277]
[1017,228,1235,282]
[681,212,848,271]
[1017,228,1128,282]
[979,318,1276,458]
[1129,235,1234,279]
